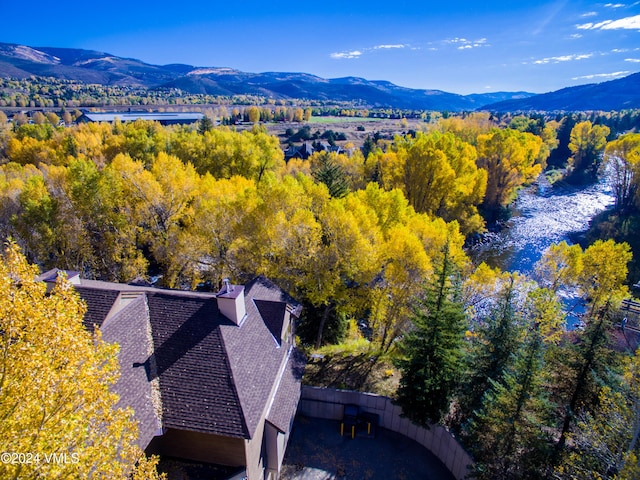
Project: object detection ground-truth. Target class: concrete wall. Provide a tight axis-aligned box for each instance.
[297,386,472,480]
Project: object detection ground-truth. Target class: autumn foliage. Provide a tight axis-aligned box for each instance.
[0,243,162,479]
[2,111,640,478]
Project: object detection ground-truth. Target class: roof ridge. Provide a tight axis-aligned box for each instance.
[77,278,218,299]
[217,329,251,439]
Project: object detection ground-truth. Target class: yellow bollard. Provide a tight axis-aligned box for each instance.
[340,423,344,436]
[351,425,355,439]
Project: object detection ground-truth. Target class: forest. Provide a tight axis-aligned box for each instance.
[1,106,640,479]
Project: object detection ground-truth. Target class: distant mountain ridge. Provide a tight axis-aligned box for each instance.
[0,42,531,111]
[481,72,640,112]
[1,42,639,111]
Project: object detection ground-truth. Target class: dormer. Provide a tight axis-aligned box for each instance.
[216,279,247,326]
[38,268,81,292]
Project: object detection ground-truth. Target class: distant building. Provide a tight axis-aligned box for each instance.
[284,141,315,161]
[284,141,345,161]
[78,111,204,126]
[38,270,305,480]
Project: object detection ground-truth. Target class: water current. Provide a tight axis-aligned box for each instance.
[468,172,616,328]
[470,173,615,275]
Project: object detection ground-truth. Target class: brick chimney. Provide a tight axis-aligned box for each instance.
[216,278,247,326]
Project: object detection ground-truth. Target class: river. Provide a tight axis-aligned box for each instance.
[468,172,616,327]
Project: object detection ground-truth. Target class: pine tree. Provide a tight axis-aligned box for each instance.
[555,350,640,480]
[553,239,632,463]
[552,303,619,463]
[456,274,523,426]
[395,243,466,426]
[468,324,554,479]
[312,152,350,198]
[197,115,214,135]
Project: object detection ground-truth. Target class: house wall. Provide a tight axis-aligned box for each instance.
[264,423,278,477]
[146,428,245,467]
[297,386,473,480]
[252,340,298,479]
[244,416,266,480]
[264,423,289,479]
[276,430,288,472]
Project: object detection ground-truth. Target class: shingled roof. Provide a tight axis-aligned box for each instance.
[266,348,306,433]
[99,294,161,448]
[145,291,248,437]
[76,286,121,332]
[46,272,304,443]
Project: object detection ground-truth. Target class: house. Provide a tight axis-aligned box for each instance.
[315,141,343,155]
[38,270,305,480]
[284,141,345,162]
[284,141,315,161]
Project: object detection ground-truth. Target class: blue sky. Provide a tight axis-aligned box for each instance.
[2,1,640,94]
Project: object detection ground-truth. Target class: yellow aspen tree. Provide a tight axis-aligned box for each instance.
[605,133,640,211]
[568,120,610,178]
[477,128,543,211]
[246,105,260,123]
[380,132,486,234]
[191,175,258,283]
[0,243,162,479]
[535,241,584,292]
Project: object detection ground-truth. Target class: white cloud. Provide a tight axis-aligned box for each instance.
[581,11,598,17]
[604,3,626,8]
[373,44,406,50]
[576,21,600,29]
[330,50,363,59]
[601,15,640,29]
[625,57,640,62]
[447,37,488,50]
[577,14,640,30]
[570,33,583,39]
[330,43,410,60]
[532,53,593,64]
[572,71,630,80]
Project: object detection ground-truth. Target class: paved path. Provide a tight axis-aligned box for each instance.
[281,415,455,480]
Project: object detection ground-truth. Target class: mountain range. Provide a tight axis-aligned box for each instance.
[1,42,639,112]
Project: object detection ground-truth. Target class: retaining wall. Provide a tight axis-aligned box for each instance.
[297,385,472,480]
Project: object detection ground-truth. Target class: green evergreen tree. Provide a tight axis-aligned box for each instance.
[468,317,554,479]
[361,135,377,160]
[456,274,523,428]
[197,115,214,135]
[552,303,619,464]
[312,152,350,198]
[395,243,466,426]
[552,240,631,464]
[555,351,640,480]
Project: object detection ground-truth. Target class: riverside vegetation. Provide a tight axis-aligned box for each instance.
[1,105,640,479]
